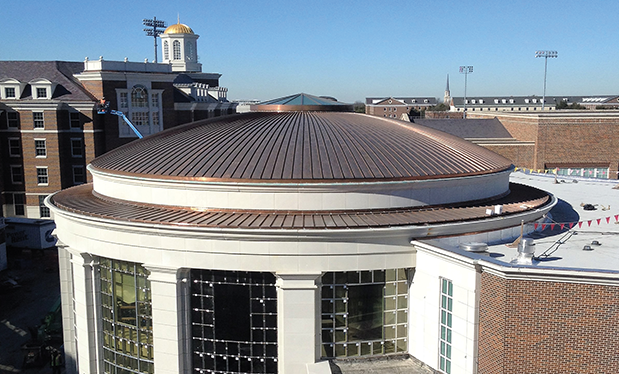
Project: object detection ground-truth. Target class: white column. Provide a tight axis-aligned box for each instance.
[68,249,100,374]
[145,265,191,374]
[276,273,322,374]
[57,243,78,374]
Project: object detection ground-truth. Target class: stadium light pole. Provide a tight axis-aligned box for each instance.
[459,66,473,119]
[535,50,558,110]
[143,17,167,63]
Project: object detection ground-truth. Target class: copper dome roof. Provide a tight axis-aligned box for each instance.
[90,111,513,183]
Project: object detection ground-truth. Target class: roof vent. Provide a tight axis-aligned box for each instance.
[511,238,535,265]
[460,242,488,253]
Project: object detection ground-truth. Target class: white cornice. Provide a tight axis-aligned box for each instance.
[74,71,179,83]
[0,101,96,111]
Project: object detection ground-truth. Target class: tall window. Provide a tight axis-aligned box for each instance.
[35,139,46,157]
[73,165,86,184]
[33,112,44,129]
[5,87,15,98]
[7,112,19,128]
[163,41,169,60]
[71,138,83,157]
[36,167,48,185]
[13,193,25,216]
[117,86,161,138]
[39,195,50,218]
[173,40,181,60]
[8,138,21,157]
[69,112,81,129]
[100,259,154,374]
[131,112,149,126]
[119,92,128,109]
[10,166,23,184]
[439,278,453,374]
[321,269,409,358]
[191,270,278,373]
[185,41,194,61]
[131,86,148,108]
[151,93,159,108]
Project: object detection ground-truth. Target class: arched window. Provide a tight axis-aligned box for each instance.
[131,85,148,108]
[173,40,181,60]
[163,41,169,61]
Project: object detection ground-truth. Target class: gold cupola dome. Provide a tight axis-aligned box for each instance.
[164,22,194,34]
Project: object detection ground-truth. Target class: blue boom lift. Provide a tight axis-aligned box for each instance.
[96,100,144,139]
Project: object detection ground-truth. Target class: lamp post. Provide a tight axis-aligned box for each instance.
[459,66,473,119]
[143,17,167,63]
[535,50,558,110]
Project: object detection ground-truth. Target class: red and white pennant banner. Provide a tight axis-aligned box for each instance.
[534,214,619,230]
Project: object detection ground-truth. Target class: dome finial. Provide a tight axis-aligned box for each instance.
[177,13,180,24]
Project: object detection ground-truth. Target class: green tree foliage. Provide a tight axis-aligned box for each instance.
[426,103,450,111]
[353,101,365,113]
[556,100,585,110]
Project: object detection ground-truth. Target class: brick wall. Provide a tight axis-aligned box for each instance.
[482,144,536,170]
[468,112,619,178]
[536,116,619,176]
[478,272,619,374]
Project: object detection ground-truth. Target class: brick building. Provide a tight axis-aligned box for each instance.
[0,21,236,219]
[365,97,438,119]
[450,95,619,113]
[411,172,619,374]
[467,111,619,178]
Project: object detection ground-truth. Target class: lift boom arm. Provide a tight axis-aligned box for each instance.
[96,101,143,139]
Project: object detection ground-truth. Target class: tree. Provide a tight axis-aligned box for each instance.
[353,101,365,113]
[408,107,423,119]
[426,103,450,111]
[556,100,585,110]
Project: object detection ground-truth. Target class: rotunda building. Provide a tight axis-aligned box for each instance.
[48,94,554,374]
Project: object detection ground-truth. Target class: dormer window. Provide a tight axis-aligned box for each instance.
[501,99,507,104]
[494,99,499,104]
[424,99,429,103]
[36,87,47,99]
[0,78,26,100]
[29,78,55,100]
[524,99,530,103]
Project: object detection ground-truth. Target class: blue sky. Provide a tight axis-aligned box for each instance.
[2,0,618,103]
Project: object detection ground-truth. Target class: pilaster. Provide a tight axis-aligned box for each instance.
[67,248,100,374]
[276,273,323,374]
[144,265,191,374]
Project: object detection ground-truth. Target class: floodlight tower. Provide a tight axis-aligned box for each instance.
[143,17,167,63]
[535,50,558,110]
[459,66,473,118]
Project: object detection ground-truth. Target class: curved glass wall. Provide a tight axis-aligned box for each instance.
[191,270,278,373]
[100,258,154,374]
[321,269,409,358]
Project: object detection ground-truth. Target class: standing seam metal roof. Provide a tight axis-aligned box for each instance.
[49,183,550,230]
[90,112,513,182]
